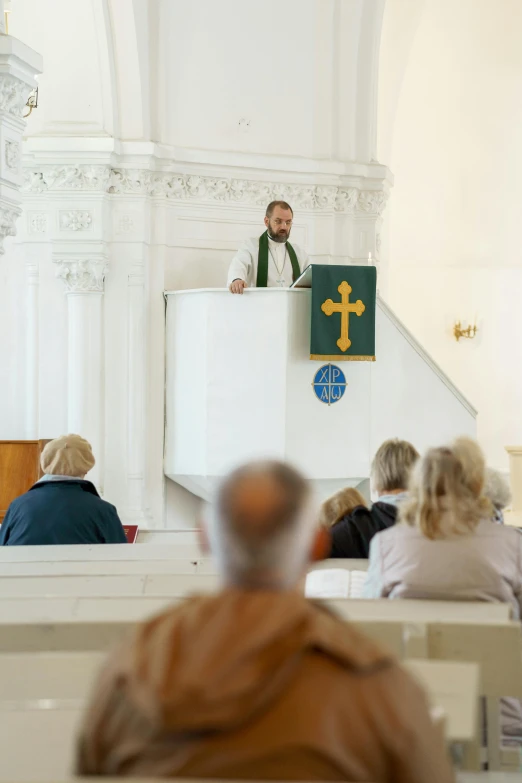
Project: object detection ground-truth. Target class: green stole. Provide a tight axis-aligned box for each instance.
[256,231,300,288]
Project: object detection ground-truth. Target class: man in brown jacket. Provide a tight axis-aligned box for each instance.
[76,461,454,782]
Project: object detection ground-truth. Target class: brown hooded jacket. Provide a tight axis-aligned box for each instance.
[76,589,453,782]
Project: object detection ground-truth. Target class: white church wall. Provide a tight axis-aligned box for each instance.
[378,0,522,469]
[5,0,392,527]
[156,0,329,158]
[10,0,115,137]
[388,265,522,470]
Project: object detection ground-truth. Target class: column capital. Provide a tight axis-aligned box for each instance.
[54,257,108,293]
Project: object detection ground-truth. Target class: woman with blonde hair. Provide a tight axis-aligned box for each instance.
[319,487,367,529]
[330,438,419,559]
[363,437,522,618]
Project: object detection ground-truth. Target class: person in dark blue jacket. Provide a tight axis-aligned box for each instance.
[0,434,127,546]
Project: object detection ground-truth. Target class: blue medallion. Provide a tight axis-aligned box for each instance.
[312,364,347,405]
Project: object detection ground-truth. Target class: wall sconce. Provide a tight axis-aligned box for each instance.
[23,87,38,119]
[454,320,478,342]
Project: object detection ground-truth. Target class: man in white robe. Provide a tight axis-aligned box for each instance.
[228,201,309,293]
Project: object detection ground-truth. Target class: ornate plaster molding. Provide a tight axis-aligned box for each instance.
[0,203,21,252]
[22,165,389,216]
[107,169,388,215]
[54,258,108,293]
[22,165,112,194]
[0,75,33,119]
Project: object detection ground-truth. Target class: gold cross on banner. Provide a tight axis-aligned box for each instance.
[321,281,366,351]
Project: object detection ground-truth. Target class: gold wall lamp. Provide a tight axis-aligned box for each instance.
[454,320,478,342]
[23,87,38,118]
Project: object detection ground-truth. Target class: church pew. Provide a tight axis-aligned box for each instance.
[137,529,198,543]
[0,618,408,656]
[0,649,481,781]
[0,554,368,577]
[0,559,201,576]
[0,572,220,598]
[0,651,103,780]
[426,621,522,772]
[0,595,510,629]
[404,659,480,744]
[0,543,203,562]
[0,556,510,618]
[330,598,511,624]
[0,562,369,600]
[0,701,83,781]
[0,606,517,771]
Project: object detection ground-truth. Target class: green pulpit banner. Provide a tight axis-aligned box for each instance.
[310,264,376,361]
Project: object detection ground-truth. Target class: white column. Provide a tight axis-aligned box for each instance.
[24,256,39,437]
[54,258,107,490]
[127,261,146,516]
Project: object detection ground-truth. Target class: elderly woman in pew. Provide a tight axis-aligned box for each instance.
[0,435,127,546]
[363,436,522,744]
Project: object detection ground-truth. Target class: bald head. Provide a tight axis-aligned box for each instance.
[210,461,315,589]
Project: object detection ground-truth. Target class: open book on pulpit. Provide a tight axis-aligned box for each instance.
[291,264,313,288]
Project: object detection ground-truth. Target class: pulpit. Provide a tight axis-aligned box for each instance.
[0,440,49,522]
[164,288,476,500]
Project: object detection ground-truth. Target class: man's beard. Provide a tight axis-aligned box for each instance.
[268,224,290,243]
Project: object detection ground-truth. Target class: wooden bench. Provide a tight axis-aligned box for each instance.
[0,545,368,577]
[0,543,204,563]
[405,659,480,744]
[0,593,510,626]
[137,529,198,543]
[0,594,515,773]
[0,559,369,599]
[0,650,478,781]
[0,573,220,598]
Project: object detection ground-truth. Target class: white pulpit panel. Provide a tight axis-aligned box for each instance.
[164,288,476,500]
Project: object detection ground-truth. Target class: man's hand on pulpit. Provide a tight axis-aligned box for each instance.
[229,279,247,294]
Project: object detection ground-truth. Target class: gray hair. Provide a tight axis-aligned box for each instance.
[371,439,420,495]
[208,461,315,589]
[484,467,511,511]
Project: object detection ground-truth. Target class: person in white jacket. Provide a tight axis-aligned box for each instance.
[227,201,309,293]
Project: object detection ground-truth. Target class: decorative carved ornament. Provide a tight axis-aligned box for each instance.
[0,75,33,118]
[0,203,21,252]
[117,215,135,234]
[59,210,92,231]
[22,165,388,216]
[22,166,111,194]
[27,212,47,234]
[54,258,108,293]
[5,140,20,171]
